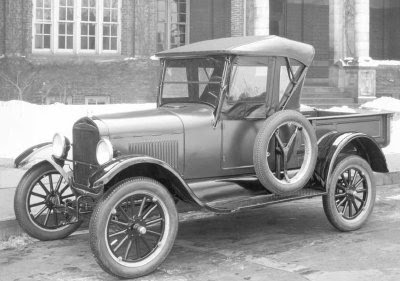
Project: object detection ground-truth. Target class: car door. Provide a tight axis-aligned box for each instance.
[221,56,276,175]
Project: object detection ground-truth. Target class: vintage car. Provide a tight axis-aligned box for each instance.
[14,36,391,278]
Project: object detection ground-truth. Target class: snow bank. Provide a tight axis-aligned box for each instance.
[1,97,400,160]
[0,101,156,159]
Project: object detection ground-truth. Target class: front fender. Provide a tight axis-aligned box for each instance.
[315,131,388,187]
[14,142,52,168]
[89,155,204,207]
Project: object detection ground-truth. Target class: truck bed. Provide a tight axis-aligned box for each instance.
[302,109,393,147]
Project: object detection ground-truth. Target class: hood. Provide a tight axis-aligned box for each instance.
[92,107,184,137]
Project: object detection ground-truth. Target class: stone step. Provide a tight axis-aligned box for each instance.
[302,86,343,94]
[304,78,329,86]
[301,92,353,99]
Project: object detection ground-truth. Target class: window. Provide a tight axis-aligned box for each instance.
[33,0,121,54]
[228,57,269,103]
[278,58,302,101]
[157,0,189,51]
[161,58,225,106]
[85,95,110,104]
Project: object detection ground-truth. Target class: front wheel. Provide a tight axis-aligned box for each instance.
[322,155,376,231]
[89,177,178,279]
[14,162,82,240]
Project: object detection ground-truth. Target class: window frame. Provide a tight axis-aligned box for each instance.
[156,0,190,51]
[32,0,122,55]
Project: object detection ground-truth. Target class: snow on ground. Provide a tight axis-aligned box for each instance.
[0,97,399,160]
[0,101,155,159]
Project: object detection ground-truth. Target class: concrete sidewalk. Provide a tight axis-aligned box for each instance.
[2,184,400,281]
[1,153,400,240]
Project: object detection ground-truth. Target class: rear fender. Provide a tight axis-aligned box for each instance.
[14,142,52,168]
[89,155,204,207]
[315,131,388,187]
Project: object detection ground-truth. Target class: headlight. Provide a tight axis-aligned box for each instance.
[52,133,69,159]
[96,138,113,165]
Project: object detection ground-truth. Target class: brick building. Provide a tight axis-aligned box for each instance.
[0,0,399,105]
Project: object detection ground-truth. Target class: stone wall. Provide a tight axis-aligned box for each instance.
[286,0,329,78]
[370,0,400,60]
[190,0,231,42]
[0,57,160,104]
[376,64,400,99]
[0,0,5,55]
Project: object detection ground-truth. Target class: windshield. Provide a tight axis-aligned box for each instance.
[160,57,225,107]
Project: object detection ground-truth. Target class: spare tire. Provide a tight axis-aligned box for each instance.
[253,110,317,194]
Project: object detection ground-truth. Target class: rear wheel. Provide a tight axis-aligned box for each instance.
[322,155,376,231]
[89,177,178,278]
[14,162,82,240]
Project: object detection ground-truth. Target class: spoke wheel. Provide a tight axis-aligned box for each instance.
[14,162,82,241]
[90,177,178,279]
[253,110,318,194]
[323,155,376,232]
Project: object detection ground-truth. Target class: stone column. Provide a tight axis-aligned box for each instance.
[329,0,376,103]
[231,0,244,37]
[254,0,269,36]
[354,0,370,60]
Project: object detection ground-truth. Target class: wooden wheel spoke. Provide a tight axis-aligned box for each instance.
[54,176,63,193]
[138,197,147,217]
[337,197,347,208]
[354,178,365,189]
[38,180,50,195]
[351,199,359,213]
[142,204,158,220]
[31,191,46,199]
[354,196,365,204]
[113,235,129,252]
[140,236,151,251]
[118,206,130,221]
[335,193,346,199]
[44,209,51,226]
[34,205,48,219]
[350,170,359,186]
[134,237,140,258]
[48,174,54,193]
[61,194,75,200]
[342,200,349,215]
[109,229,127,238]
[110,219,129,228]
[124,239,133,260]
[59,183,70,196]
[146,230,161,237]
[145,217,163,227]
[30,201,46,208]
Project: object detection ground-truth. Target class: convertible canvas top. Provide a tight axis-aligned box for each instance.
[156,35,315,66]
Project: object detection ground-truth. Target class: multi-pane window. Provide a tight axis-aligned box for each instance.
[58,0,74,49]
[157,0,189,51]
[33,0,120,54]
[103,0,118,50]
[35,0,52,49]
[80,0,97,50]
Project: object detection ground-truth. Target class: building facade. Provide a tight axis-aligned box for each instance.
[0,0,399,104]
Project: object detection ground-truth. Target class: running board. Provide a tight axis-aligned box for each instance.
[205,187,326,213]
[187,175,326,213]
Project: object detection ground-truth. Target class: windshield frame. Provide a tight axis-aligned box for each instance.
[157,57,228,109]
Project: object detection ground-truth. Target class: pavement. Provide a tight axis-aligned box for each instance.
[1,184,400,281]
